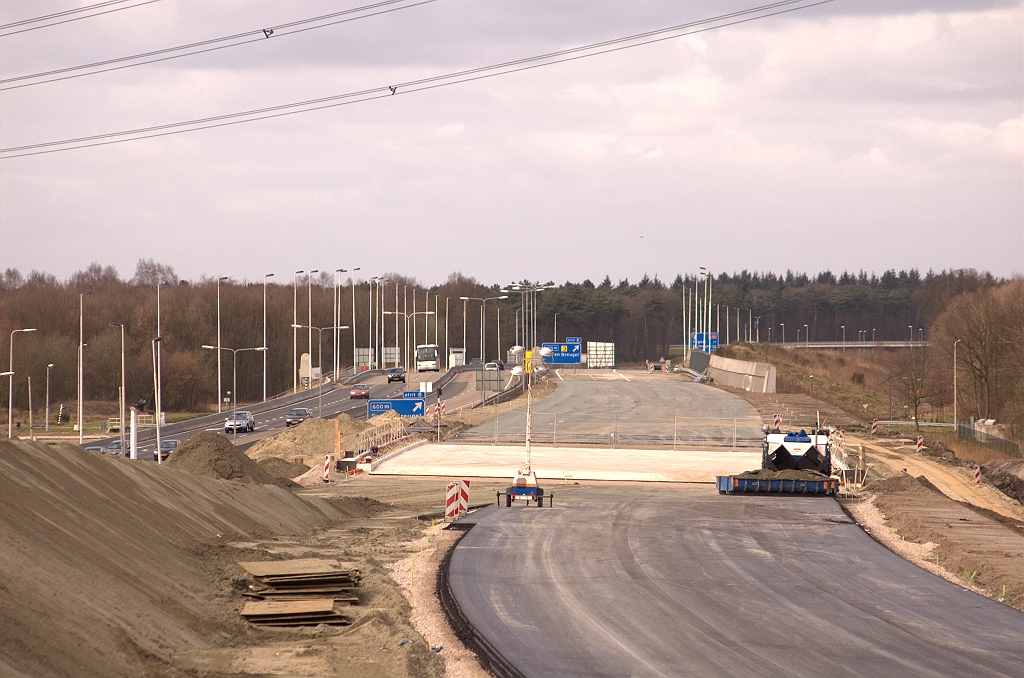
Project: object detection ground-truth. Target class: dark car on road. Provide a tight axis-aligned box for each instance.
[387,368,406,383]
[285,408,313,427]
[154,439,179,462]
[349,384,370,399]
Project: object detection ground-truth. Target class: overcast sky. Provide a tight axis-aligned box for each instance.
[1,0,1021,286]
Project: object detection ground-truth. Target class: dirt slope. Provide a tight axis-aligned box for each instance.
[166,430,295,487]
[0,440,441,678]
[246,416,369,464]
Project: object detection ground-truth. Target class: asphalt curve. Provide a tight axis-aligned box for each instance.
[448,487,1024,677]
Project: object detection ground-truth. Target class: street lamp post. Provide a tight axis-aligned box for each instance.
[780,323,785,345]
[110,323,126,456]
[8,328,37,439]
[45,363,54,432]
[217,276,229,412]
[308,270,319,386]
[553,313,558,343]
[841,325,846,352]
[349,268,360,370]
[909,325,914,347]
[202,344,267,442]
[78,291,91,444]
[293,270,303,393]
[152,337,163,459]
[291,325,348,417]
[804,324,809,346]
[263,273,274,402]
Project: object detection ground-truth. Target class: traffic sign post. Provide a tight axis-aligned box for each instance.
[541,341,582,364]
[690,332,719,353]
[367,398,425,418]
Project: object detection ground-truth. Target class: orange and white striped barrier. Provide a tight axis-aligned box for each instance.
[772,413,782,429]
[323,455,331,482]
[916,436,923,454]
[445,482,460,519]
[458,479,470,514]
[973,465,981,485]
[871,419,878,435]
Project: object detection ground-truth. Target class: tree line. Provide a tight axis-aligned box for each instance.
[0,261,1009,416]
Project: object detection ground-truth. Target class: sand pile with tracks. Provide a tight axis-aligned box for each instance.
[246,416,369,466]
[165,431,294,488]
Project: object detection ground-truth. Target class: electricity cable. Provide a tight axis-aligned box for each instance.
[0,0,834,159]
[2,0,439,89]
[0,0,162,36]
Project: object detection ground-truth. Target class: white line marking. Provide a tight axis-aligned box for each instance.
[556,369,564,381]
[613,370,631,382]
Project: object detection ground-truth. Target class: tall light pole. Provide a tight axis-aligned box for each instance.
[307,270,319,386]
[45,363,54,432]
[553,313,558,343]
[262,273,274,401]
[293,270,303,393]
[8,328,37,439]
[152,336,163,459]
[110,323,126,456]
[909,325,914,347]
[217,276,228,412]
[804,324,809,346]
[953,338,961,427]
[349,268,360,370]
[841,325,846,352]
[292,325,348,416]
[78,291,91,444]
[202,345,267,442]
[780,323,785,345]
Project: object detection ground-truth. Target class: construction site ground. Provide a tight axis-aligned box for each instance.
[728,386,1024,612]
[0,438,505,678]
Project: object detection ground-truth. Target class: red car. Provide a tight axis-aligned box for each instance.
[349,384,370,399]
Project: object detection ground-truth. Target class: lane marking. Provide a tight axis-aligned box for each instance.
[556,369,564,382]
[613,370,631,382]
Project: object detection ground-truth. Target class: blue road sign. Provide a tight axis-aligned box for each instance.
[367,398,425,418]
[542,341,582,364]
[565,337,582,344]
[403,391,425,399]
[690,332,719,352]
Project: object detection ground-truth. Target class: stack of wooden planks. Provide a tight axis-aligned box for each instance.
[237,559,362,626]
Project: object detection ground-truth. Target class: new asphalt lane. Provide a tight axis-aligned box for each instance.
[448,486,1024,677]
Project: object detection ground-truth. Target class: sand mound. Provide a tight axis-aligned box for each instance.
[736,468,829,480]
[258,456,310,480]
[246,415,370,465]
[166,431,294,487]
[982,461,1024,506]
[864,473,929,494]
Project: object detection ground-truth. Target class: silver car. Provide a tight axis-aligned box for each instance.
[225,411,255,433]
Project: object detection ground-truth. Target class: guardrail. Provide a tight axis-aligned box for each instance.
[355,418,413,455]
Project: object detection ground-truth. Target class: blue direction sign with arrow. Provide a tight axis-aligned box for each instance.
[541,341,582,364]
[403,391,425,399]
[367,398,425,418]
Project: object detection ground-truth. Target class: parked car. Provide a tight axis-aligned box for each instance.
[285,408,314,427]
[387,367,406,383]
[349,384,370,399]
[484,362,499,371]
[154,439,179,462]
[225,411,255,433]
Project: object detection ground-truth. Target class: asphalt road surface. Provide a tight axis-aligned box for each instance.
[448,486,1024,677]
[93,374,465,460]
[457,370,763,447]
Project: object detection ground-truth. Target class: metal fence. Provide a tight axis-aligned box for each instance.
[957,424,1023,458]
[448,414,763,449]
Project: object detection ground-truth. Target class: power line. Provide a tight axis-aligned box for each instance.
[0,0,835,159]
[0,0,162,36]
[2,0,439,90]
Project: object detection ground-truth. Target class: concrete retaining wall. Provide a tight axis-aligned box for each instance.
[708,354,776,394]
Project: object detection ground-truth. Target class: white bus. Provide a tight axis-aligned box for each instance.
[416,344,440,372]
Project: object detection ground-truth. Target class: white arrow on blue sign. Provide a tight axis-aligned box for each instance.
[367,398,425,418]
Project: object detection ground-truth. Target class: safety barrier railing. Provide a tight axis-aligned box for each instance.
[355,418,414,456]
[957,424,1023,458]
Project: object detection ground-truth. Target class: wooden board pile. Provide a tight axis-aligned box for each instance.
[238,559,361,627]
